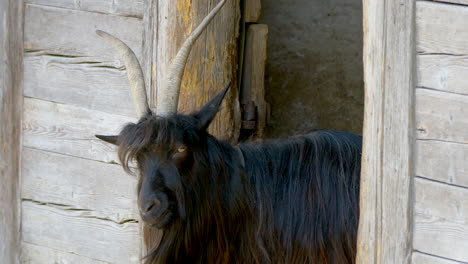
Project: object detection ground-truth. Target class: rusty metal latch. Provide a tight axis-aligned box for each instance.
[241,101,257,130]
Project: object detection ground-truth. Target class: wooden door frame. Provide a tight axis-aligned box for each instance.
[0,0,24,263]
[356,0,416,263]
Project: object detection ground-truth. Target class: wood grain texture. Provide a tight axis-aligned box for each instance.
[415,140,468,188]
[356,0,415,263]
[22,147,139,223]
[23,97,136,163]
[417,54,468,95]
[0,0,23,263]
[245,0,261,22]
[241,24,268,137]
[21,242,109,264]
[24,4,143,59]
[412,252,467,264]
[415,88,468,143]
[23,53,136,117]
[25,0,145,18]
[416,1,468,55]
[431,0,468,6]
[22,200,141,263]
[152,0,241,142]
[413,177,468,262]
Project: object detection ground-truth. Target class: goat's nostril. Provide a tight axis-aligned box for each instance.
[143,199,160,213]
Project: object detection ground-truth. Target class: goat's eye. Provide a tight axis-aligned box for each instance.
[177,146,187,153]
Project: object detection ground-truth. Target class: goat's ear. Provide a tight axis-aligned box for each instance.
[95,135,119,146]
[194,82,231,131]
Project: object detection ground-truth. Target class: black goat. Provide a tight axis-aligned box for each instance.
[95,0,361,263]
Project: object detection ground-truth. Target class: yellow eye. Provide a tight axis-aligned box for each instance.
[177,146,187,153]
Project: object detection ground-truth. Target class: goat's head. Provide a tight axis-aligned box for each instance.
[95,0,228,229]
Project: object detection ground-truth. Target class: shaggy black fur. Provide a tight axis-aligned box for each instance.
[99,85,362,263]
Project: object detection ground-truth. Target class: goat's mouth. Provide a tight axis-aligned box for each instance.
[142,209,173,229]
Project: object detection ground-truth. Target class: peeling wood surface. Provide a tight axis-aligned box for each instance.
[245,0,261,22]
[415,140,468,188]
[22,200,141,263]
[412,252,467,264]
[356,0,415,263]
[24,4,143,59]
[22,147,139,222]
[413,177,468,262]
[416,1,468,55]
[417,54,468,95]
[0,0,23,263]
[23,97,135,163]
[415,88,468,143]
[25,0,145,18]
[24,53,136,117]
[241,24,268,137]
[152,0,241,142]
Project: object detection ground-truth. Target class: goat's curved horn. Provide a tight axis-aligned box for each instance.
[96,30,151,118]
[156,0,227,117]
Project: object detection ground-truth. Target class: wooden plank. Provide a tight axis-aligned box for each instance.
[23,53,136,117]
[22,147,138,222]
[413,177,468,262]
[416,140,468,188]
[245,0,261,22]
[356,0,415,263]
[24,4,143,59]
[21,200,141,263]
[415,88,468,143]
[152,0,241,142]
[23,97,136,163]
[417,54,468,95]
[0,0,23,263]
[25,0,145,18]
[432,0,468,6]
[416,1,468,55]
[21,242,108,264]
[241,24,268,137]
[413,252,467,264]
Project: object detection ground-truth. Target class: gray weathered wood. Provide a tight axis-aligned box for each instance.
[241,24,268,137]
[416,1,468,55]
[0,0,23,263]
[245,0,261,22]
[415,88,468,143]
[415,140,468,188]
[24,53,136,117]
[432,0,468,6]
[356,0,415,263]
[22,200,141,263]
[417,54,468,95]
[22,147,139,222]
[412,252,467,264]
[24,4,143,59]
[25,0,145,18]
[413,177,468,262]
[23,97,136,163]
[22,242,109,264]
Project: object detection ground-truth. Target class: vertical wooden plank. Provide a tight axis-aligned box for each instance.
[356,0,415,263]
[241,24,268,138]
[0,0,24,263]
[151,0,241,142]
[245,0,261,23]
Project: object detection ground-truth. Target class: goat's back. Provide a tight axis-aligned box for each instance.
[239,130,362,263]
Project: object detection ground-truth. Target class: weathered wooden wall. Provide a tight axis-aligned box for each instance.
[357,0,415,263]
[21,0,143,262]
[413,1,468,263]
[0,0,24,263]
